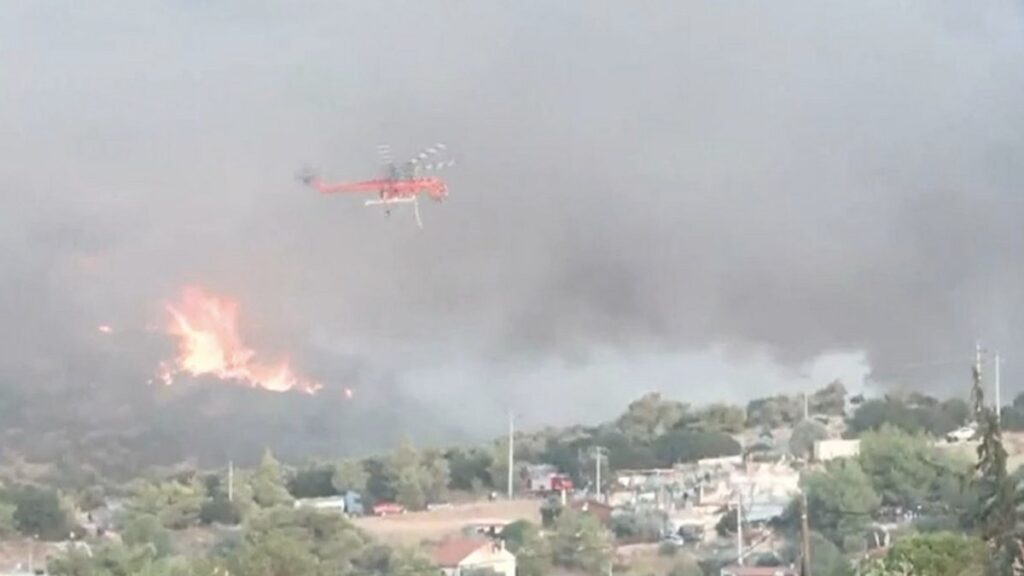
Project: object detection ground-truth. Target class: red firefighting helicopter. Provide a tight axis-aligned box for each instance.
[298,143,454,228]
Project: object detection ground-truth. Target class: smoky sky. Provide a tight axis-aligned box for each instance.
[3,1,1024,435]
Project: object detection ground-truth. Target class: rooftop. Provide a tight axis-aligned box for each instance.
[431,538,493,567]
[720,566,798,576]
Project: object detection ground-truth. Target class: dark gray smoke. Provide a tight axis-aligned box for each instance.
[2,1,1024,451]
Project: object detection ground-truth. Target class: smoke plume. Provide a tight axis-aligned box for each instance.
[1,1,1023,457]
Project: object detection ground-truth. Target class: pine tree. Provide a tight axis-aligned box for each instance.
[972,356,1023,575]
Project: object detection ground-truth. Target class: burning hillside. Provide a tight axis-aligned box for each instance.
[157,286,321,394]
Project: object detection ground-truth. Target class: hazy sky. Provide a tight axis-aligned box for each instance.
[3,1,1024,434]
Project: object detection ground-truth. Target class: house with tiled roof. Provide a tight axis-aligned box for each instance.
[719,565,798,576]
[431,537,516,576]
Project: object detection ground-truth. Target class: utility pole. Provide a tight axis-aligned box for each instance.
[995,351,1002,423]
[800,491,812,576]
[736,493,744,565]
[228,460,234,502]
[803,392,809,420]
[507,411,515,500]
[591,446,607,501]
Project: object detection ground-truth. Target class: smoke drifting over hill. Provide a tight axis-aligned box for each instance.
[2,2,1024,459]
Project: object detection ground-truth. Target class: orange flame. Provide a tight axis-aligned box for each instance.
[158,286,321,394]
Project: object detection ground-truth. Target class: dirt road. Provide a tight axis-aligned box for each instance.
[354,499,541,545]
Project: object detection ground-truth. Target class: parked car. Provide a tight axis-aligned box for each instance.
[661,534,685,548]
[372,502,406,516]
[946,423,978,443]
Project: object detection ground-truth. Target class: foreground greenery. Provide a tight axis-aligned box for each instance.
[7,382,1024,575]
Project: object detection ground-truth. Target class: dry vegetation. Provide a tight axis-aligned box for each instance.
[935,431,1024,472]
[353,499,541,546]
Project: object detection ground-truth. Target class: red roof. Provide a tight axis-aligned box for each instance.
[431,538,491,567]
[720,567,798,576]
[571,499,614,523]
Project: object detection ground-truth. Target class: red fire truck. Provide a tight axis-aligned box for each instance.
[526,465,574,495]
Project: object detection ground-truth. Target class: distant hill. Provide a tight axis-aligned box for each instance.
[0,376,471,481]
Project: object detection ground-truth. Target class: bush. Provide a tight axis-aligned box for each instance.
[668,557,705,576]
[789,420,829,459]
[847,396,969,438]
[288,465,337,499]
[121,513,173,557]
[540,498,563,528]
[199,497,242,526]
[652,430,741,466]
[499,520,531,552]
[716,508,737,536]
[883,532,985,576]
[12,487,72,541]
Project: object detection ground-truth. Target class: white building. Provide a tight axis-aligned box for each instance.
[813,439,861,462]
[432,538,516,576]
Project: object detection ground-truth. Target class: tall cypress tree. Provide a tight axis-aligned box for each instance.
[972,357,1023,575]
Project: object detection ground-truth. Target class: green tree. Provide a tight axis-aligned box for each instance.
[488,438,513,495]
[611,509,665,541]
[230,531,319,576]
[250,449,293,509]
[811,381,848,416]
[848,399,922,435]
[715,508,737,537]
[228,470,257,518]
[974,409,1020,574]
[47,540,196,576]
[808,531,852,576]
[803,459,880,548]
[969,359,1023,575]
[617,393,690,442]
[387,547,439,576]
[125,477,205,530]
[746,395,802,428]
[363,457,394,502]
[395,471,426,511]
[384,439,446,510]
[13,486,72,540]
[199,496,241,526]
[588,430,659,472]
[288,464,336,499]
[652,430,741,466]
[47,545,96,576]
[121,513,174,557]
[502,521,551,576]
[419,449,450,503]
[540,497,563,528]
[236,506,369,575]
[550,510,612,575]
[0,500,17,537]
[77,486,106,512]
[445,448,493,492]
[161,481,204,530]
[332,459,369,494]
[847,396,966,438]
[694,403,746,434]
[667,556,704,576]
[789,420,828,459]
[882,532,984,576]
[858,425,937,508]
[858,557,914,576]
